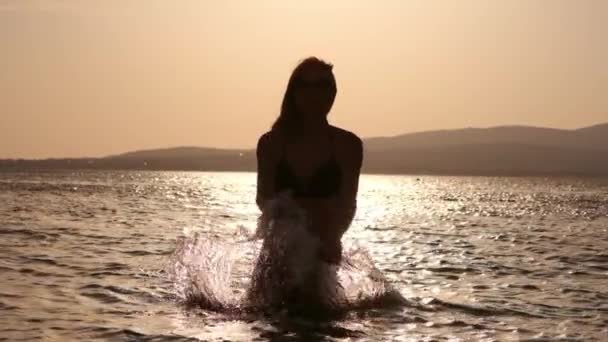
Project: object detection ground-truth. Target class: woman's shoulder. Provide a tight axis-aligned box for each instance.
[256,130,282,157]
[329,126,363,167]
[330,126,363,149]
[257,130,281,145]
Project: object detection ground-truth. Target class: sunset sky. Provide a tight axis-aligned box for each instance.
[1,0,607,158]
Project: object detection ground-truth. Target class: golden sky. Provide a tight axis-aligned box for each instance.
[1,0,607,158]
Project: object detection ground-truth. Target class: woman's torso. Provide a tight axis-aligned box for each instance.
[273,130,342,198]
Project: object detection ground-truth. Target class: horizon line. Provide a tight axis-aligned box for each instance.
[2,121,606,160]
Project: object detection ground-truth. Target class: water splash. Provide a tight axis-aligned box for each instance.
[167,195,405,316]
[169,232,243,311]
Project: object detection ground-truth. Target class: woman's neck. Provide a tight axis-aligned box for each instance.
[300,117,329,134]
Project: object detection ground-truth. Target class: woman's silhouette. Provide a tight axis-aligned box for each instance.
[255,57,363,264]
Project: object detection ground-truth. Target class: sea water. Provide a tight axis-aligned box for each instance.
[1,171,607,341]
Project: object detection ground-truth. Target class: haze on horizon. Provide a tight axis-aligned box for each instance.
[1,0,607,159]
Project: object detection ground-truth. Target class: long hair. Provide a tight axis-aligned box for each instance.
[271,57,337,135]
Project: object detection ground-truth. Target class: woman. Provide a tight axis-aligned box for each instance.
[255,57,363,264]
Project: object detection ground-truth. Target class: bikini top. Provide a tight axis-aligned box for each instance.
[274,137,342,198]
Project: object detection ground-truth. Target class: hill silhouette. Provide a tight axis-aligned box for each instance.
[364,123,608,151]
[2,123,607,176]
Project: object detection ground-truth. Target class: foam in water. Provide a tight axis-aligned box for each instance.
[167,194,405,315]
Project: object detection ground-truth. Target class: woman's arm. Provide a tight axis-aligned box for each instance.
[302,133,363,242]
[255,132,278,212]
[329,133,363,239]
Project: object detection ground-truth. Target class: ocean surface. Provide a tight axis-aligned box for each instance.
[1,170,607,341]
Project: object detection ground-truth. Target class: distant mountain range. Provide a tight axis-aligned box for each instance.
[2,123,607,176]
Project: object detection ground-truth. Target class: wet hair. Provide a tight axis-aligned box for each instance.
[271,57,337,134]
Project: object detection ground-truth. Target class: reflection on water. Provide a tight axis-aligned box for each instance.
[0,171,607,341]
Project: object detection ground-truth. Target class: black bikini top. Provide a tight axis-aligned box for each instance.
[274,136,342,198]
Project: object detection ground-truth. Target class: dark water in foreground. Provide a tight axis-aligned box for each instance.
[1,171,607,341]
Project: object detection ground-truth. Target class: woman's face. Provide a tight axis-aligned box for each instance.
[292,65,335,121]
